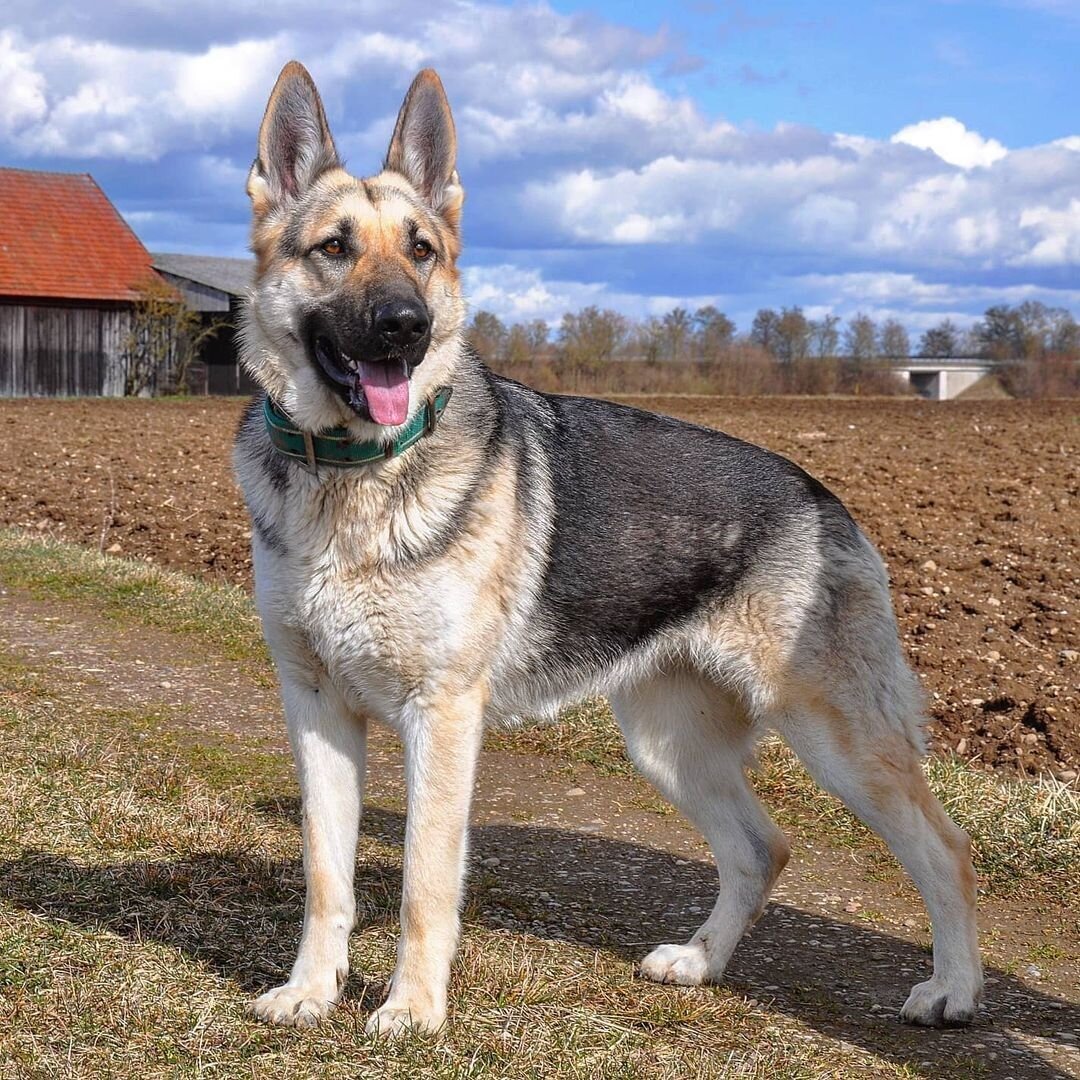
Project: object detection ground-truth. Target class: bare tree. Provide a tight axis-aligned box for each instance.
[842,312,879,391]
[750,308,781,357]
[693,305,735,359]
[844,312,878,362]
[523,320,551,355]
[466,310,508,361]
[809,314,840,358]
[504,323,531,364]
[972,301,1080,361]
[775,306,811,364]
[1050,310,1080,356]
[123,276,207,397]
[558,306,629,371]
[634,317,665,363]
[879,318,910,360]
[661,307,694,361]
[918,319,961,358]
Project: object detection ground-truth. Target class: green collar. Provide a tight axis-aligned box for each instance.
[263,386,453,472]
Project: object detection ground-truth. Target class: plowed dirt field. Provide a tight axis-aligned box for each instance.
[2,394,1076,776]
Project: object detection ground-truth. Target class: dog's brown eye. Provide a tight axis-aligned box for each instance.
[412,239,433,261]
[321,238,344,256]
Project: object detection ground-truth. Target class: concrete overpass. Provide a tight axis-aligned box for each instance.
[888,358,998,400]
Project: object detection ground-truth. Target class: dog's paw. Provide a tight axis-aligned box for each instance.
[249,982,337,1028]
[899,976,982,1027]
[639,942,710,986]
[365,1000,446,1038]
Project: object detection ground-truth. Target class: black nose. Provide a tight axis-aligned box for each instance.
[373,299,430,347]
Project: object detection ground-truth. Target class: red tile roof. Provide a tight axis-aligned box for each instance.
[0,167,155,302]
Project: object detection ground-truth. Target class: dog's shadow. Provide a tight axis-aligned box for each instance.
[3,801,1076,1079]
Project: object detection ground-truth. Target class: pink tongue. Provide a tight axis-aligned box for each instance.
[355,361,410,426]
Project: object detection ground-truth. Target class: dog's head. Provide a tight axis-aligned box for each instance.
[242,63,466,434]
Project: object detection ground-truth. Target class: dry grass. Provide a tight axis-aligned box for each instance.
[3,526,1076,898]
[0,529,1073,1076]
[0,658,925,1080]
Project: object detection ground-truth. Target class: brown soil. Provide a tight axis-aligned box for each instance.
[1,589,1078,1079]
[1,394,1078,777]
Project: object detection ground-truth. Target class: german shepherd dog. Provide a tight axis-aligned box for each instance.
[235,62,982,1036]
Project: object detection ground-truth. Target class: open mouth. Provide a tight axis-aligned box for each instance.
[313,336,412,427]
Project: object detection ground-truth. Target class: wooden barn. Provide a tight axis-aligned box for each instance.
[0,167,157,397]
[152,253,256,395]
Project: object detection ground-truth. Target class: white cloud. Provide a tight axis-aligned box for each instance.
[1015,199,1080,265]
[517,129,1080,271]
[890,116,1008,169]
[2,1,1078,330]
[792,270,1080,311]
[462,264,723,326]
[0,30,289,158]
[0,4,687,165]
[524,148,859,247]
[0,31,47,135]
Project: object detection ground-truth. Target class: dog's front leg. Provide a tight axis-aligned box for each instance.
[251,677,366,1027]
[366,686,485,1037]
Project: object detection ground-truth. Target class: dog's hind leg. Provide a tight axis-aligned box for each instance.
[250,669,367,1028]
[775,692,982,1026]
[610,672,789,985]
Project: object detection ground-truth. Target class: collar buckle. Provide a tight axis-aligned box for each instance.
[300,428,319,476]
[424,396,439,436]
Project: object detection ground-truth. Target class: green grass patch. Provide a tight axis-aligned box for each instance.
[487,698,632,777]
[0,528,267,664]
[925,754,1080,893]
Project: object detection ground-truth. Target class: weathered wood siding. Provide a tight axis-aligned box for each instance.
[0,301,131,397]
[202,300,258,395]
[155,272,232,314]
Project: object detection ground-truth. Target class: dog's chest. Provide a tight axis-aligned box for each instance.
[275,480,504,718]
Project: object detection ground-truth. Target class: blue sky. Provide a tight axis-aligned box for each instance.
[562,1,1079,145]
[2,0,1078,333]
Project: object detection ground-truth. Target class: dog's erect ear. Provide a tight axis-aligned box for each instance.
[385,69,463,230]
[247,61,339,215]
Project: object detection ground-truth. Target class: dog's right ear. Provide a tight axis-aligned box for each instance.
[247,61,339,216]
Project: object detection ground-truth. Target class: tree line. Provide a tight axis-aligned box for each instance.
[466,301,1080,397]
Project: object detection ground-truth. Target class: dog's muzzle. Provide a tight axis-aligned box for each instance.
[307,299,432,426]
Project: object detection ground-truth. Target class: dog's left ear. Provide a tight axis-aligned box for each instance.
[385,69,464,231]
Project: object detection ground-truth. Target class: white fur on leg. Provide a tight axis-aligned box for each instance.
[250,671,366,1028]
[365,689,484,1038]
[779,710,983,1028]
[900,975,982,1026]
[640,942,709,986]
[365,993,447,1037]
[251,978,342,1028]
[611,675,789,987]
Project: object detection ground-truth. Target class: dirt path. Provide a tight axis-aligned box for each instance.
[2,588,1078,1079]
